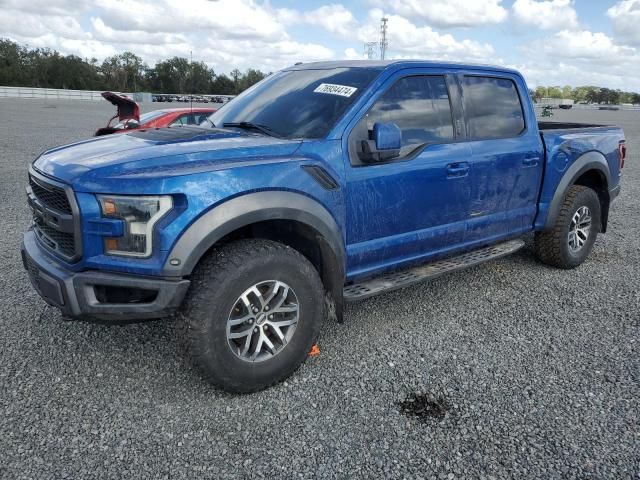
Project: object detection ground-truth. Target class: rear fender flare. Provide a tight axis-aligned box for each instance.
[543,151,610,230]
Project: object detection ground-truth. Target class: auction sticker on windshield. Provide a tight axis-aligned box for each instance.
[313,83,358,97]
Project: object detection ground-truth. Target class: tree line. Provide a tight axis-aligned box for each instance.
[4,38,640,103]
[0,39,267,95]
[532,85,640,105]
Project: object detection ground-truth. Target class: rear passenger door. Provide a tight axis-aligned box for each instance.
[344,72,472,278]
[460,74,544,242]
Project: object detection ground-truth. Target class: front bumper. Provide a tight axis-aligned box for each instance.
[21,229,190,321]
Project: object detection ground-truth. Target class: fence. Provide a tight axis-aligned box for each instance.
[0,86,108,100]
[0,86,235,102]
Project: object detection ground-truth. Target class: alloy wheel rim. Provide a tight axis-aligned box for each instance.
[568,206,592,253]
[226,280,299,362]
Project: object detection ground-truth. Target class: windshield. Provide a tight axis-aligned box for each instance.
[206,67,381,139]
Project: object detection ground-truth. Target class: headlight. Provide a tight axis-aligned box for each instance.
[97,195,173,257]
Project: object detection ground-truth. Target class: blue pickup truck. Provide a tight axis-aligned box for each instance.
[22,61,626,392]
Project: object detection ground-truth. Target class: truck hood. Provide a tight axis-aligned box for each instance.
[33,126,302,189]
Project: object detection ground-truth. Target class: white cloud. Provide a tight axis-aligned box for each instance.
[94,0,286,40]
[343,47,365,60]
[0,10,88,41]
[537,30,636,61]
[1,0,335,73]
[512,0,579,30]
[90,18,188,46]
[0,0,87,16]
[520,29,640,90]
[517,60,640,91]
[3,0,640,92]
[55,38,118,61]
[372,0,508,28]
[305,4,357,37]
[607,0,640,45]
[272,3,357,38]
[273,7,301,25]
[357,10,496,62]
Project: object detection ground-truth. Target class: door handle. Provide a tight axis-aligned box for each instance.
[446,162,469,178]
[523,156,540,167]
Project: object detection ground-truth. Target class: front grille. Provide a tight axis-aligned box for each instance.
[29,175,72,214]
[34,218,76,258]
[28,172,80,262]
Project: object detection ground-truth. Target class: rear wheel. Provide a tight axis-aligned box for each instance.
[535,185,601,269]
[183,239,324,393]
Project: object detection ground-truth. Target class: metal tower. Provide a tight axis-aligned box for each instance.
[363,42,377,60]
[379,17,388,60]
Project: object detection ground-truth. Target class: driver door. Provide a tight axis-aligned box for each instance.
[344,73,472,279]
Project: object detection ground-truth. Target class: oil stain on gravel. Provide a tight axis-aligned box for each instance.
[398,391,451,422]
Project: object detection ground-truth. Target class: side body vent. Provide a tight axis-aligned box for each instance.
[301,165,339,190]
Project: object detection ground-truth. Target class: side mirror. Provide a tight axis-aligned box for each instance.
[359,122,402,162]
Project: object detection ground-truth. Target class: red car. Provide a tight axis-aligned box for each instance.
[95,92,216,136]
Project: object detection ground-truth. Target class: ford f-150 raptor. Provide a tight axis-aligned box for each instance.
[22,61,626,392]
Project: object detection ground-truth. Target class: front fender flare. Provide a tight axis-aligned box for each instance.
[542,151,610,230]
[163,191,345,279]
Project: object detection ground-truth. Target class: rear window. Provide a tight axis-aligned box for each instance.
[139,111,166,124]
[462,76,525,139]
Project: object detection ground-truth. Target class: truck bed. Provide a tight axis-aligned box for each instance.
[535,122,625,231]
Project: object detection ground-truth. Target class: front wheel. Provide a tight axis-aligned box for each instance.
[183,239,325,393]
[535,185,601,269]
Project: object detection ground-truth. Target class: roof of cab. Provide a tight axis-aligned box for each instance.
[285,60,520,76]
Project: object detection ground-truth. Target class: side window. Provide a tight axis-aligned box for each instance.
[196,114,209,124]
[170,114,191,127]
[462,76,525,139]
[366,76,454,146]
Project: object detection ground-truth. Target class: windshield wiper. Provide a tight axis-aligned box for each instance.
[222,122,282,138]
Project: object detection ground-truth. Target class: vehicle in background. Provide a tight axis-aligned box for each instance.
[540,97,574,109]
[94,92,215,136]
[209,95,233,104]
[153,94,211,103]
[23,61,625,393]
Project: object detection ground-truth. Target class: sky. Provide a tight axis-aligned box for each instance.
[2,0,640,91]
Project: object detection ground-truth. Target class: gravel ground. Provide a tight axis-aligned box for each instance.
[0,99,638,479]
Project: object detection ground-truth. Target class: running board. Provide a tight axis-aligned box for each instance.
[343,239,525,302]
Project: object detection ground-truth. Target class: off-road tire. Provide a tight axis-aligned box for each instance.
[183,239,324,393]
[535,185,601,269]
